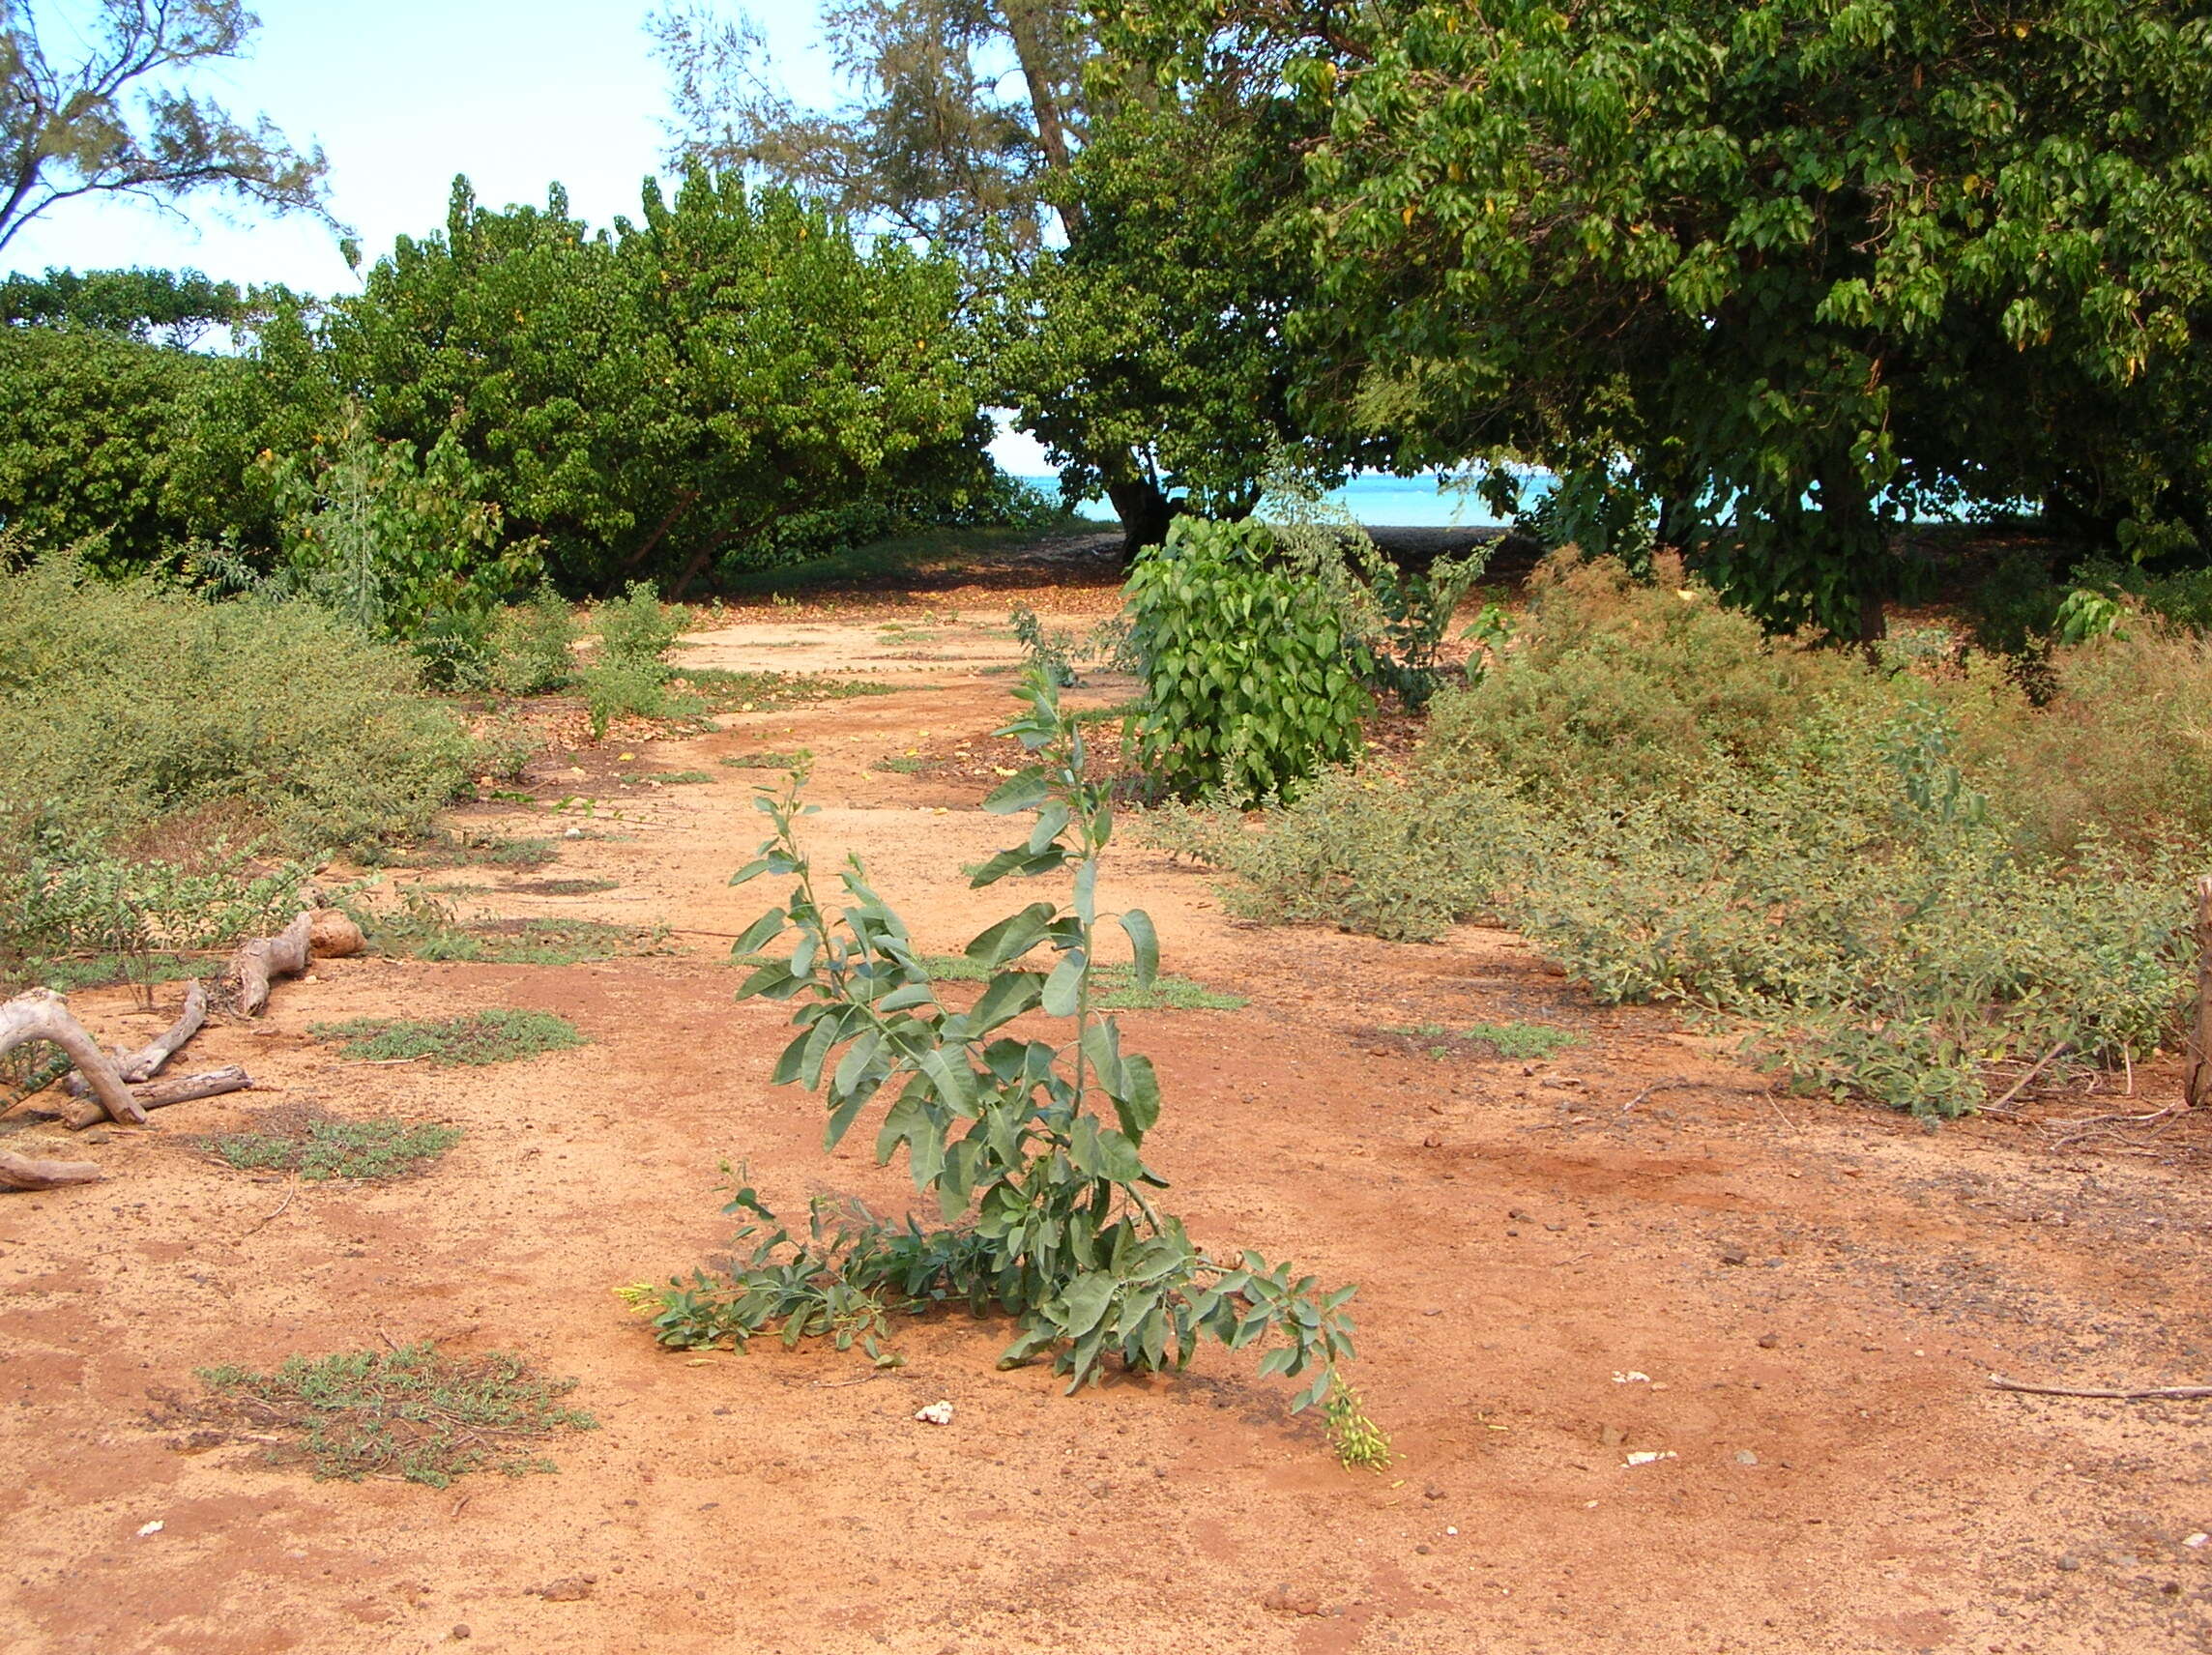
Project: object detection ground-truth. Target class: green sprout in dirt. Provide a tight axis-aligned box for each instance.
[192,1343,596,1488]
[204,1111,462,1180]
[311,1008,587,1066]
[627,670,1387,1468]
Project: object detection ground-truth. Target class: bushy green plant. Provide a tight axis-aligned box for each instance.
[490,589,580,694]
[629,673,1384,1462]
[594,580,685,669]
[1124,518,1369,804]
[1422,552,1888,801]
[1176,559,2211,1117]
[0,558,475,988]
[1143,770,1530,944]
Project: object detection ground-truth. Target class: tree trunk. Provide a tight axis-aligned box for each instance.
[1107,475,1175,558]
[0,989,144,1125]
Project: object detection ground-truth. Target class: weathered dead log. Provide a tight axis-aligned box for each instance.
[2188,876,2212,1110]
[0,1148,102,1190]
[0,989,144,1125]
[60,1065,251,1131]
[63,978,208,1100]
[223,912,312,1018]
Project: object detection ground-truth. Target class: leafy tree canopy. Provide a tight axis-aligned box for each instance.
[0,264,254,345]
[0,1,330,251]
[1111,0,2212,634]
[202,171,993,595]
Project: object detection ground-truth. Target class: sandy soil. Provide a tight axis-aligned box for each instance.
[6,582,2212,1655]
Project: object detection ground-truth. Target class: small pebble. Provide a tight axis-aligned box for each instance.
[451,1626,471,1641]
[2056,1553,2081,1572]
[1734,1450,1760,1466]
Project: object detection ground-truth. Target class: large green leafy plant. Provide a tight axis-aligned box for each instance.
[629,673,1385,1463]
[1124,517,1369,803]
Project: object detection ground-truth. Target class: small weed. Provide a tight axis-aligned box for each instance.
[720,751,810,769]
[312,1008,587,1066]
[205,1108,462,1180]
[873,754,928,774]
[1325,1378,1394,1471]
[191,1343,596,1487]
[652,770,715,786]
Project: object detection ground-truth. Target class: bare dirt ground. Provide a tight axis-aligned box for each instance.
[7,560,2212,1655]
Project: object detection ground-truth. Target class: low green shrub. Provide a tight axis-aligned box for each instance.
[1124,518,1368,804]
[0,557,477,858]
[1183,555,2210,1118]
[1422,551,1888,802]
[595,579,685,669]
[490,588,581,694]
[1143,771,1531,944]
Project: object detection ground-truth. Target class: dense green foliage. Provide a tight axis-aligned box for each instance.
[631,676,1385,1463]
[0,266,255,345]
[1151,554,2210,1117]
[0,171,1025,616]
[0,557,475,977]
[1124,518,1369,802]
[1110,0,2212,632]
[0,324,221,570]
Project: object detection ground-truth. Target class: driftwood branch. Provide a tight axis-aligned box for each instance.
[0,1148,102,1191]
[63,978,208,1097]
[223,912,312,1017]
[0,989,144,1125]
[59,1065,250,1131]
[1991,1374,2212,1402]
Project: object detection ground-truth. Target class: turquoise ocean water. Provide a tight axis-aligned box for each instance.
[1020,472,1533,530]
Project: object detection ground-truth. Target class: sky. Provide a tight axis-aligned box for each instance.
[0,1,1057,473]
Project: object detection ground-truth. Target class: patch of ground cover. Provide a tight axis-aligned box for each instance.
[651,770,715,785]
[394,830,557,871]
[8,951,208,995]
[719,750,810,769]
[201,1105,462,1180]
[918,952,1246,1010]
[508,877,619,896]
[181,1344,595,1488]
[670,667,898,716]
[1375,1020,1582,1061]
[366,892,668,965]
[312,1008,586,1066]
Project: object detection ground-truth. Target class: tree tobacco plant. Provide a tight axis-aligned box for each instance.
[628,671,1386,1466]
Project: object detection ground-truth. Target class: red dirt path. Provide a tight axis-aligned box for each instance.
[6,582,2212,1654]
